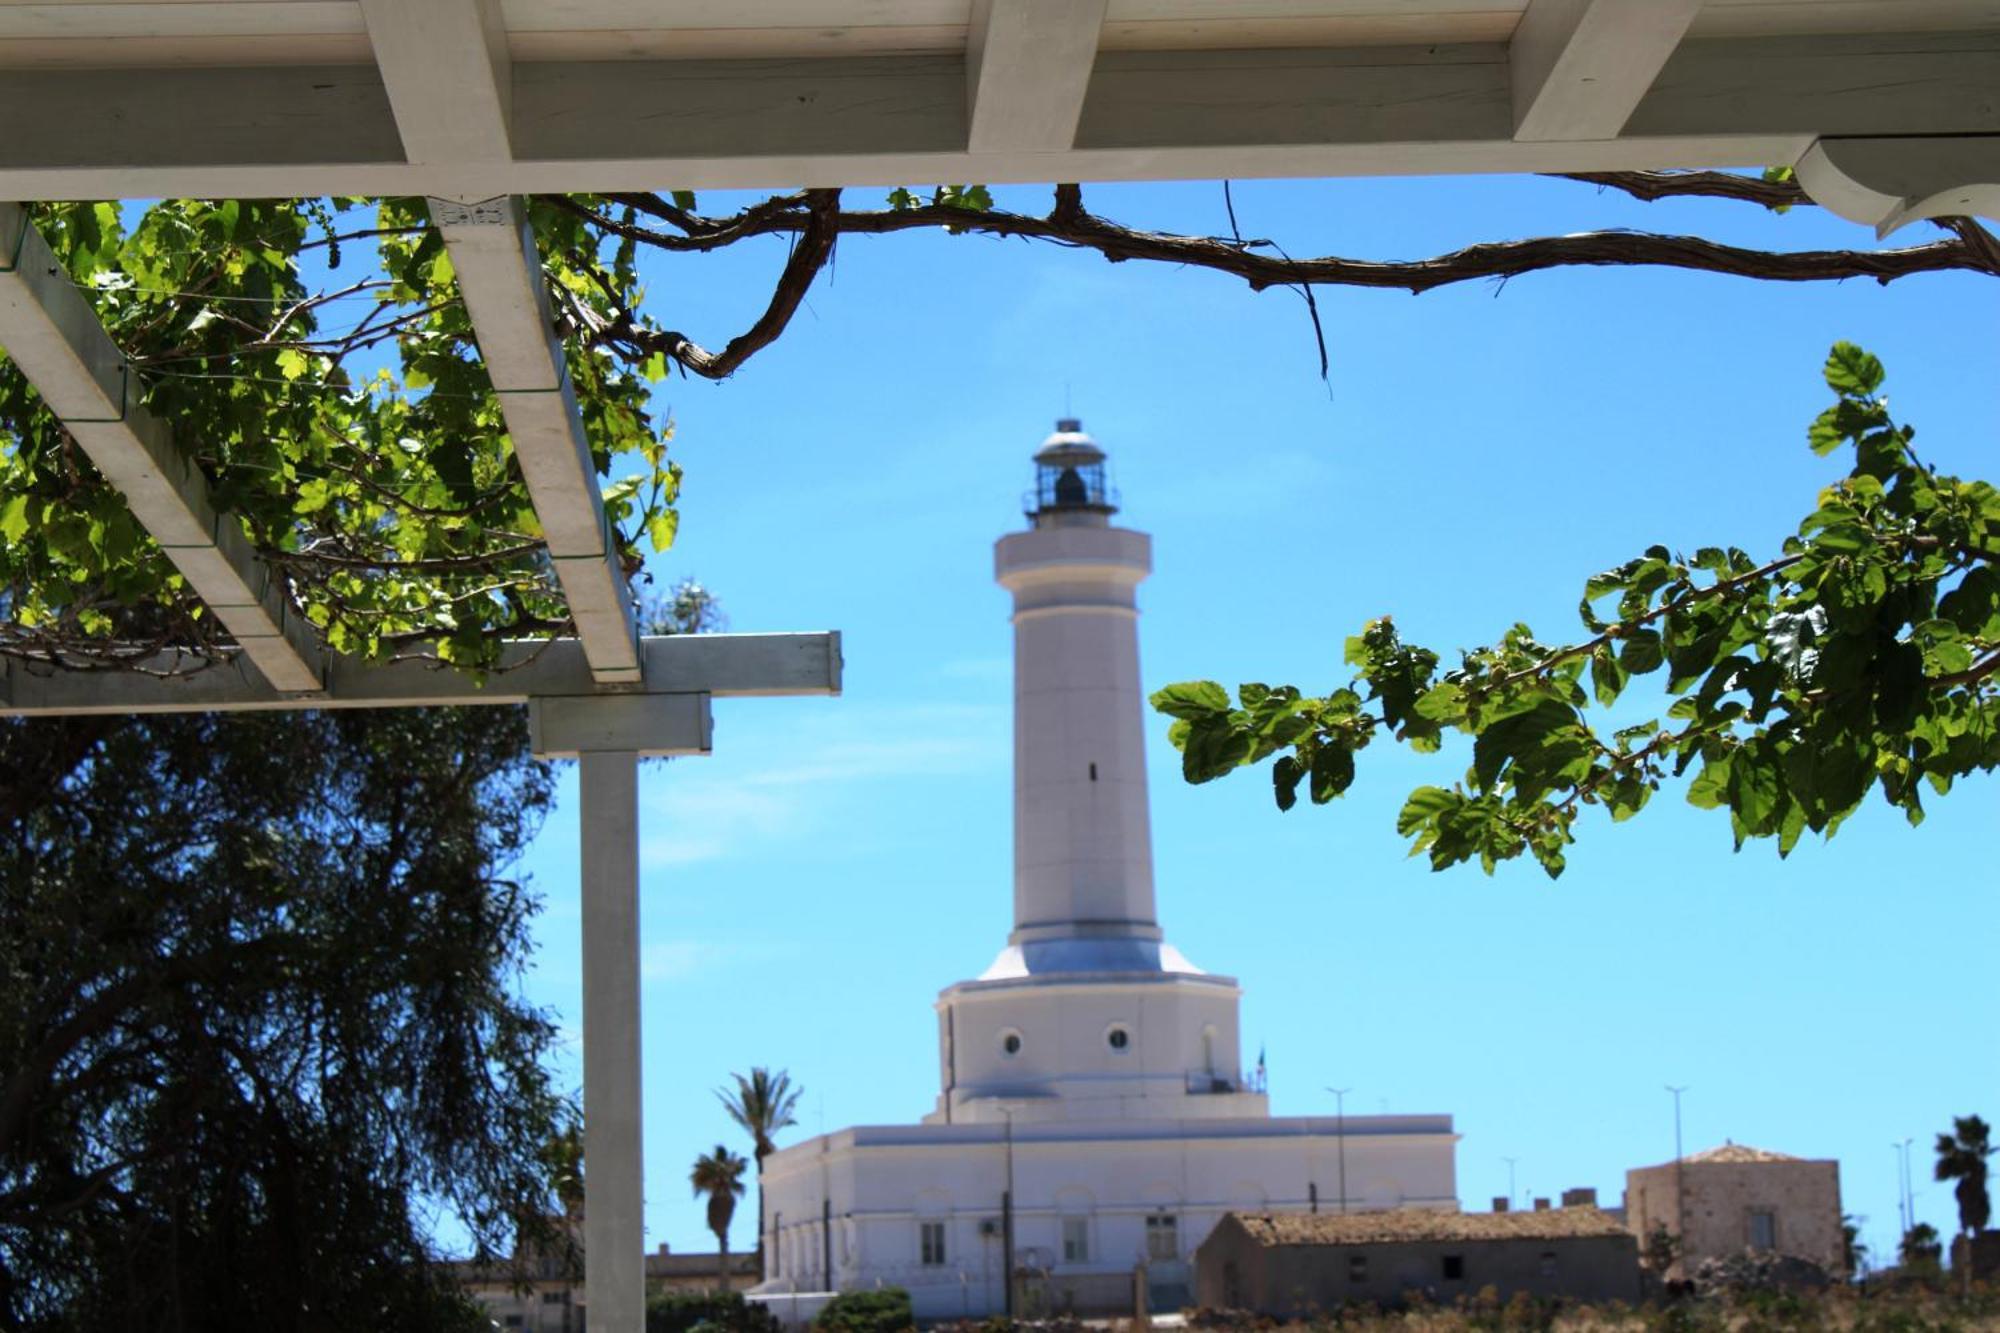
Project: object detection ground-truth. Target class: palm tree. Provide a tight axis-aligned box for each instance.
[691,1144,748,1293]
[718,1068,803,1277]
[1935,1114,1994,1238]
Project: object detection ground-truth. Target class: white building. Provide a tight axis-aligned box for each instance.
[756,422,1459,1319]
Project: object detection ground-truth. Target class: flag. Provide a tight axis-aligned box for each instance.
[1255,1043,1266,1089]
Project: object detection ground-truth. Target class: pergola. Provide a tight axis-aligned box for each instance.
[1,3,1995,1329]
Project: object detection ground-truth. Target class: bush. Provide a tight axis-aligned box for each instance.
[813,1287,914,1333]
[648,1288,784,1333]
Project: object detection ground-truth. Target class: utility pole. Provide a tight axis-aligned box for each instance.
[1325,1087,1352,1215]
[1666,1085,1689,1264]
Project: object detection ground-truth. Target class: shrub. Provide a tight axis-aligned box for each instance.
[813,1286,915,1333]
[648,1288,784,1333]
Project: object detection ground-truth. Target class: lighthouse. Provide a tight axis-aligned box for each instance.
[932,421,1256,1125]
[753,420,1459,1318]
[997,420,1162,968]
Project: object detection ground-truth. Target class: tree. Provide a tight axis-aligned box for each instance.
[1935,1114,1994,1238]
[1899,1222,1943,1271]
[1642,1223,1681,1279]
[717,1067,803,1278]
[1842,1215,1869,1277]
[1152,345,2000,876]
[0,706,571,1329]
[691,1145,749,1293]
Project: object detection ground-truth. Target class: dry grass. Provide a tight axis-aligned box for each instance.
[1182,1281,2000,1333]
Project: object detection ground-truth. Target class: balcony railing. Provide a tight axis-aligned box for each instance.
[1186,1070,1261,1095]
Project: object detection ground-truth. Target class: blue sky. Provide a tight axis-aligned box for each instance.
[511,173,1996,1270]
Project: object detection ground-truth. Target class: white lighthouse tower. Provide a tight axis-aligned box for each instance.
[753,421,1459,1319]
[931,421,1260,1125]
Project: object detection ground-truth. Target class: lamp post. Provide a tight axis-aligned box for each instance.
[1666,1085,1689,1260]
[1324,1087,1352,1215]
[1502,1157,1518,1211]
[1897,1137,1915,1243]
[1000,1105,1017,1319]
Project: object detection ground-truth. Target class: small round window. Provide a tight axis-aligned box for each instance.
[1107,1025,1131,1051]
[1000,1029,1023,1057]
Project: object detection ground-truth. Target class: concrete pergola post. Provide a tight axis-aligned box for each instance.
[580,750,644,1333]
[533,695,727,1333]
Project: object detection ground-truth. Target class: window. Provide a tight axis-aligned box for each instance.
[1107,1025,1130,1051]
[920,1220,947,1266]
[1062,1216,1090,1263]
[1000,1029,1022,1057]
[502,1318,524,1329]
[1441,1254,1465,1281]
[542,1289,568,1304]
[1348,1254,1368,1283]
[1749,1209,1777,1251]
[1539,1251,1558,1278]
[1145,1213,1179,1262]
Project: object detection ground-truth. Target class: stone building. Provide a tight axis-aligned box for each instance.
[452,1229,755,1331]
[1194,1207,1641,1313]
[753,423,1459,1321]
[1624,1143,1844,1278]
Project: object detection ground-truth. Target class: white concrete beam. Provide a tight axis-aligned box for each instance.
[357,0,638,684]
[529,692,711,760]
[968,0,1109,155]
[0,203,324,694]
[578,749,645,1333]
[356,0,511,166]
[1511,0,1703,142]
[11,34,2000,200]
[0,631,843,716]
[1794,135,2000,235]
[429,197,641,684]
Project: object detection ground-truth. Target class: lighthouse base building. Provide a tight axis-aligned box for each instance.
[754,424,1458,1320]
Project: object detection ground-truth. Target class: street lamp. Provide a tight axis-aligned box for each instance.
[1324,1087,1352,1214]
[1666,1086,1689,1253]
[1502,1157,1518,1211]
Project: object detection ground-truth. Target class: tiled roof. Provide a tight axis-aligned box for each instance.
[1685,1143,1801,1165]
[1228,1207,1630,1247]
[1636,1142,1809,1172]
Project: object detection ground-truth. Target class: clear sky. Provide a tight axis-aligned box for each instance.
[510,173,1996,1271]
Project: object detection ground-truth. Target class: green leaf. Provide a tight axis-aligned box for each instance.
[0,493,29,543]
[1618,628,1664,674]
[1396,786,1457,838]
[646,508,679,553]
[1151,680,1232,721]
[1823,342,1885,396]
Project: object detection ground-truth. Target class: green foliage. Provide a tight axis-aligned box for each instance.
[1901,1223,1944,1270]
[717,1067,804,1165]
[692,1144,749,1255]
[813,1286,915,1333]
[1154,345,2000,877]
[647,1288,783,1333]
[0,707,568,1330]
[0,197,683,670]
[886,185,993,213]
[1933,1115,1993,1237]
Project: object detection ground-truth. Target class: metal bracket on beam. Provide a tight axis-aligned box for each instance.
[529,691,712,759]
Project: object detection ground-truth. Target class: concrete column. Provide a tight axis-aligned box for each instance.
[580,750,643,1332]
